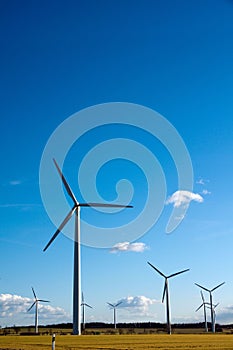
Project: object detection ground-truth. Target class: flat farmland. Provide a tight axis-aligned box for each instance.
[0,334,233,350]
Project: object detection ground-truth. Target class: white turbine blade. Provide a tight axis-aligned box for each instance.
[214,303,219,309]
[43,206,76,251]
[84,303,92,309]
[211,282,225,292]
[53,158,79,206]
[82,292,84,304]
[195,303,204,312]
[168,268,190,279]
[115,301,123,308]
[107,302,114,308]
[31,287,37,299]
[195,283,210,292]
[38,299,50,303]
[200,290,205,302]
[79,203,133,208]
[27,301,36,312]
[147,262,166,278]
[162,282,167,303]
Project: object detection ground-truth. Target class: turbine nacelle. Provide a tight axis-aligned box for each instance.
[81,292,92,309]
[27,287,50,311]
[107,301,123,309]
[195,282,225,294]
[147,262,189,303]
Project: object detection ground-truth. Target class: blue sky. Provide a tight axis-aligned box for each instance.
[0,0,233,327]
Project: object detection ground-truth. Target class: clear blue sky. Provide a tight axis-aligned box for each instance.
[0,0,233,327]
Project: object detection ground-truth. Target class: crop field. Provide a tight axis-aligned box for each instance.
[0,334,233,350]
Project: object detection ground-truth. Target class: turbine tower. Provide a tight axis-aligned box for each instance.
[195,291,208,332]
[206,303,219,331]
[148,262,189,335]
[81,292,92,332]
[195,282,225,333]
[107,301,122,329]
[43,159,132,335]
[27,287,49,333]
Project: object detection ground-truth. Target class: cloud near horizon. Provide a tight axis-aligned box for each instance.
[166,190,204,208]
[215,305,233,324]
[0,294,70,324]
[110,242,148,253]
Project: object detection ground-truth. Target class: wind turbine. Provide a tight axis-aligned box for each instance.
[147,262,189,334]
[206,303,219,331]
[107,301,122,329]
[81,292,92,332]
[43,159,132,335]
[27,287,49,333]
[195,282,225,333]
[195,291,208,332]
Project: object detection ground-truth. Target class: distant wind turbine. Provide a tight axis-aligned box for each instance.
[195,291,208,332]
[81,292,92,332]
[107,301,122,329]
[27,287,49,333]
[206,302,219,331]
[43,159,132,335]
[148,262,189,334]
[195,282,225,333]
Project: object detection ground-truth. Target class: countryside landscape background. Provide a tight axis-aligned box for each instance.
[0,0,233,336]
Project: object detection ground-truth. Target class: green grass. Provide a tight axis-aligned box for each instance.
[0,334,233,350]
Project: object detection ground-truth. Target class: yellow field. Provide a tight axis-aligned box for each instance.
[0,334,233,350]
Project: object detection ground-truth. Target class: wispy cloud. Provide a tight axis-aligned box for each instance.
[110,242,148,253]
[166,190,204,208]
[196,178,205,185]
[196,178,210,186]
[0,203,41,210]
[9,180,22,186]
[0,294,70,323]
[202,189,211,195]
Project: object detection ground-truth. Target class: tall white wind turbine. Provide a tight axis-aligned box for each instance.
[148,262,189,334]
[27,287,49,333]
[195,291,208,332]
[107,301,122,329]
[195,282,225,333]
[81,292,92,332]
[43,159,132,335]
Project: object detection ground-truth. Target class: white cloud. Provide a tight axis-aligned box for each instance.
[166,190,204,208]
[34,304,70,320]
[215,305,233,324]
[115,296,158,314]
[0,294,31,317]
[110,242,148,253]
[0,294,70,325]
